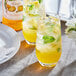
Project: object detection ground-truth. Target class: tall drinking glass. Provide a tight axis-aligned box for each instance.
[22,0,43,45]
[36,15,62,67]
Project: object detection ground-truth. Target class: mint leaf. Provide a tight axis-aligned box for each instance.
[68,28,76,32]
[38,0,42,3]
[43,35,55,44]
[29,26,37,30]
[57,48,61,52]
[23,16,26,21]
[4,1,7,8]
[27,5,34,10]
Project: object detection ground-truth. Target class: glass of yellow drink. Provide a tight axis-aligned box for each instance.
[22,17,38,44]
[22,0,42,45]
[36,15,62,67]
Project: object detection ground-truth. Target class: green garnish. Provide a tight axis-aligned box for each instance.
[67,28,76,32]
[57,48,61,52]
[27,4,34,10]
[5,1,7,8]
[38,0,42,3]
[43,35,55,44]
[29,26,37,30]
[23,16,26,21]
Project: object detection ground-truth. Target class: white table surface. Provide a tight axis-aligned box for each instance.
[0,2,76,76]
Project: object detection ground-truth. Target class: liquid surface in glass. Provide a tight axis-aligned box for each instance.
[36,16,62,67]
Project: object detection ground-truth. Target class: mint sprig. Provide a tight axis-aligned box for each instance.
[27,4,34,10]
[68,28,76,32]
[43,35,55,44]
[38,0,42,3]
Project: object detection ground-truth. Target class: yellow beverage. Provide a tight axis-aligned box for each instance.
[22,1,40,44]
[36,16,62,67]
[36,49,61,64]
[36,39,62,65]
[23,28,37,43]
[22,17,38,44]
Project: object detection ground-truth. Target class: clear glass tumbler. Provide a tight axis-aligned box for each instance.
[36,14,62,67]
[22,0,42,45]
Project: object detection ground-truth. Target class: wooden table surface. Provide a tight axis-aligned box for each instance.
[0,2,76,76]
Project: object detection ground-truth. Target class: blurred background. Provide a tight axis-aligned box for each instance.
[0,0,76,22]
[44,0,76,20]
